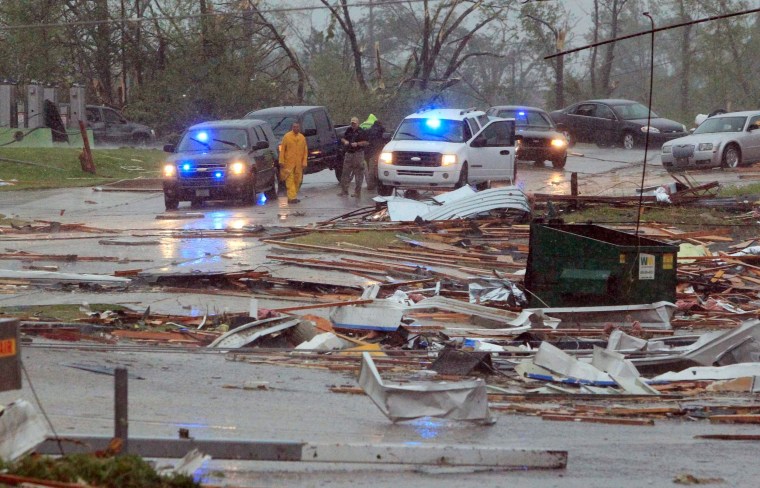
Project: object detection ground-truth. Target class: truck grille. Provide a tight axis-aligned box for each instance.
[178,162,227,186]
[394,151,441,167]
[521,137,550,148]
[397,170,434,177]
[672,144,694,158]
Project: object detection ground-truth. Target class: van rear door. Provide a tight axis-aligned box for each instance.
[467,119,516,183]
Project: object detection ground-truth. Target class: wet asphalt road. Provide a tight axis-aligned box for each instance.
[1,145,759,487]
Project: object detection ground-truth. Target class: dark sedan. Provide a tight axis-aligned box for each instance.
[487,105,568,168]
[550,99,687,149]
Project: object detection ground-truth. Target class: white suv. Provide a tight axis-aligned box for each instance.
[377,108,516,195]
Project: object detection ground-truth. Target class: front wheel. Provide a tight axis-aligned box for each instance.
[722,144,742,168]
[264,177,278,201]
[622,131,636,150]
[164,192,178,211]
[454,163,469,189]
[552,155,567,169]
[377,182,394,196]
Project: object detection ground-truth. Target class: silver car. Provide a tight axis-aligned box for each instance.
[662,111,760,171]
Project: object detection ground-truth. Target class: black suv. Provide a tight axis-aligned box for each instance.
[487,105,568,168]
[161,119,278,210]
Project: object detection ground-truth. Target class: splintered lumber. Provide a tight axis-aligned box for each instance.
[542,414,655,426]
[272,299,373,312]
[695,434,760,441]
[709,414,760,424]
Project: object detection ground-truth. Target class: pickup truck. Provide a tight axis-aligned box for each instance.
[245,106,345,180]
[377,108,516,195]
[85,105,155,146]
[161,119,278,210]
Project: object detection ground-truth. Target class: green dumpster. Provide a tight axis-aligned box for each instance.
[524,222,678,308]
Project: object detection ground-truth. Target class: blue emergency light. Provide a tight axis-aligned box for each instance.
[182,163,191,171]
[518,111,525,116]
[197,131,209,142]
[214,172,223,179]
[425,118,441,129]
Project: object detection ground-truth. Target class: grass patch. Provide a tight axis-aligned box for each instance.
[0,213,29,226]
[290,230,402,249]
[559,205,736,226]
[717,182,760,198]
[0,147,165,190]
[0,303,127,322]
[3,453,199,487]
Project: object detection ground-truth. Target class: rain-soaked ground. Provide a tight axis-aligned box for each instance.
[2,145,760,486]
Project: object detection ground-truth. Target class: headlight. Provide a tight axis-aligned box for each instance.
[550,138,567,148]
[640,126,661,134]
[163,164,176,177]
[661,145,672,154]
[697,143,714,151]
[681,124,687,133]
[229,161,246,175]
[380,152,393,164]
[441,154,457,166]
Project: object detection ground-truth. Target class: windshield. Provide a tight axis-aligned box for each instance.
[394,118,466,142]
[497,110,553,128]
[177,128,249,152]
[256,116,297,137]
[694,116,747,134]
[612,103,659,120]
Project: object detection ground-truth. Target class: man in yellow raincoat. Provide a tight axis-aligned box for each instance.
[279,122,308,204]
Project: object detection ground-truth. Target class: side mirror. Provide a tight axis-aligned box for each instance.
[254,140,269,150]
[471,137,486,148]
[515,134,524,142]
[163,144,175,153]
[749,124,760,131]
[303,128,317,137]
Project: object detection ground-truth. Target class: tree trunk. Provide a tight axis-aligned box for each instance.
[590,0,599,94]
[93,0,114,104]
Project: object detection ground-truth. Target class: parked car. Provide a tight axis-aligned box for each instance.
[550,99,687,149]
[161,119,278,210]
[487,105,567,168]
[377,108,516,196]
[244,105,344,180]
[661,111,760,171]
[85,105,155,146]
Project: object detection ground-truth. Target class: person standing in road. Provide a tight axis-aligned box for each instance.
[362,115,385,192]
[279,122,308,204]
[338,117,368,197]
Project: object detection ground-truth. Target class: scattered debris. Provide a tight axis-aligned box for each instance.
[0,400,50,463]
[358,352,493,423]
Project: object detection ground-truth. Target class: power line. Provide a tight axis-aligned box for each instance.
[546,6,760,60]
[0,0,445,31]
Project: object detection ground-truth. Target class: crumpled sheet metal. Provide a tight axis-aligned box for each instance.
[653,363,760,382]
[685,319,760,366]
[468,278,527,307]
[0,400,50,462]
[358,352,493,423]
[408,296,544,331]
[378,186,530,222]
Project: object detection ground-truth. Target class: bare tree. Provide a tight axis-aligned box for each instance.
[318,0,368,90]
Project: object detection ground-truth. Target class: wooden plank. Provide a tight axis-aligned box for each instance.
[272,299,374,312]
[709,415,760,424]
[695,434,760,441]
[542,414,655,426]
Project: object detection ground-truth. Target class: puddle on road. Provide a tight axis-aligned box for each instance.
[160,236,248,266]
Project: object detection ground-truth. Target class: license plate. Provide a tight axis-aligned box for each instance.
[675,157,688,165]
[195,189,210,197]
